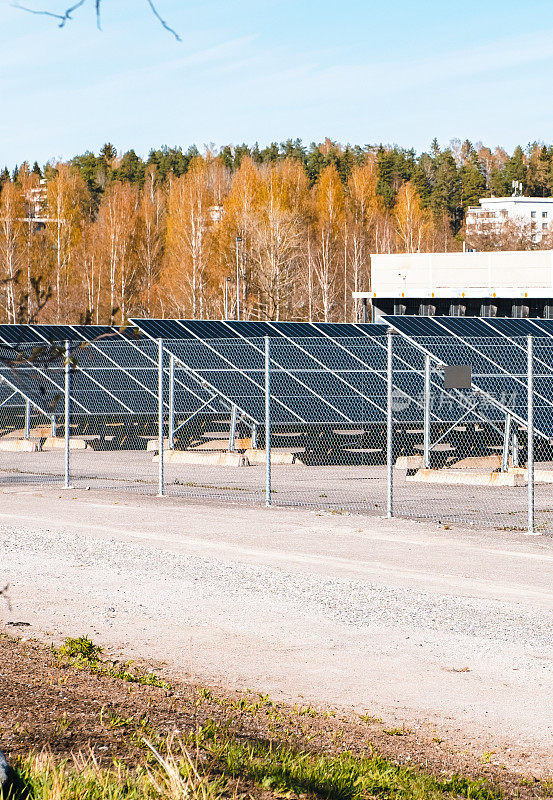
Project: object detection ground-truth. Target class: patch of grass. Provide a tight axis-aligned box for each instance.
[383,727,411,736]
[359,713,383,724]
[194,719,501,800]
[5,741,225,800]
[52,636,172,691]
[57,636,102,662]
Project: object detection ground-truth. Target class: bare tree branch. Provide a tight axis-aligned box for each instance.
[145,0,181,41]
[12,0,180,39]
[11,0,87,27]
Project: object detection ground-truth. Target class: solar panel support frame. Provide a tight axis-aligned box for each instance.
[528,336,535,534]
[229,405,238,452]
[423,354,431,469]
[265,336,271,507]
[64,340,70,490]
[24,399,31,440]
[157,338,164,498]
[386,330,393,519]
[501,413,512,474]
[168,354,175,450]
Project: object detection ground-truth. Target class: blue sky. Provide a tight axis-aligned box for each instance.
[2,0,553,166]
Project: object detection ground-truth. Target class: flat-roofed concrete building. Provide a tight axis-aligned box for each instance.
[353,250,553,320]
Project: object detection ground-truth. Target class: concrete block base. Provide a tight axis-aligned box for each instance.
[509,467,553,484]
[450,455,502,470]
[146,438,170,452]
[153,450,248,466]
[0,438,38,452]
[407,468,526,487]
[42,437,87,450]
[395,455,423,470]
[244,449,297,465]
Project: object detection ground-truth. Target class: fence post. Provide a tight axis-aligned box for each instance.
[64,340,70,489]
[265,335,271,507]
[527,335,535,534]
[423,353,431,469]
[157,338,164,497]
[168,354,175,449]
[386,329,393,518]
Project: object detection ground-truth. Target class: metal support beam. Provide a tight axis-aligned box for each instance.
[386,330,393,518]
[64,340,70,489]
[251,422,258,450]
[527,335,535,534]
[168,354,175,450]
[423,354,431,469]
[51,415,57,437]
[512,427,519,468]
[157,338,164,497]
[501,413,512,473]
[229,405,238,452]
[265,336,271,507]
[24,399,31,440]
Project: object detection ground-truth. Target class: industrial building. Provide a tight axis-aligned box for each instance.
[353,249,553,319]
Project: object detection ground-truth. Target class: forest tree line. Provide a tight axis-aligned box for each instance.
[1,138,553,325]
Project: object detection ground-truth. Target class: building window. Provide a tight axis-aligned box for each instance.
[543,212,548,218]
[543,223,548,230]
[531,211,537,218]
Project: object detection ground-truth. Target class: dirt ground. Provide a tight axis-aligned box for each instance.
[0,633,548,798]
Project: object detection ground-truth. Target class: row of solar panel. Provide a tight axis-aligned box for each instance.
[0,318,550,436]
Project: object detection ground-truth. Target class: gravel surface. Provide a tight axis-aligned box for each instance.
[2,484,553,775]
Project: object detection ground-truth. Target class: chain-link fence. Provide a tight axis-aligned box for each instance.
[0,332,550,534]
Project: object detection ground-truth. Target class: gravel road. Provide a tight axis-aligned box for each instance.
[1,484,553,774]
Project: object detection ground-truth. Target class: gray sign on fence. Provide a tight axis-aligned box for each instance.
[444,364,472,389]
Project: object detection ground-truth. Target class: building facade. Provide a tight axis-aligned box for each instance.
[353,250,553,320]
[466,197,553,243]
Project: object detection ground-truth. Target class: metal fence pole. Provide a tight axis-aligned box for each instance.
[423,353,431,469]
[527,335,534,534]
[168,354,175,450]
[386,329,393,518]
[157,338,164,497]
[24,399,31,440]
[64,340,70,489]
[265,335,271,507]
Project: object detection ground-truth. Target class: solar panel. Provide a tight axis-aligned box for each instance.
[383,315,553,439]
[130,318,388,341]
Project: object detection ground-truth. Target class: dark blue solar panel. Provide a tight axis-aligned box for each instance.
[131,319,192,339]
[178,320,240,339]
[382,316,447,337]
[434,317,501,337]
[225,321,278,337]
[483,318,538,336]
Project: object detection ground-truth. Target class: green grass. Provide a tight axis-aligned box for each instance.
[194,720,501,800]
[3,743,224,800]
[52,636,172,690]
[3,719,503,800]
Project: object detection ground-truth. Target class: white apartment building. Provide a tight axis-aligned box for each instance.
[466,196,553,243]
